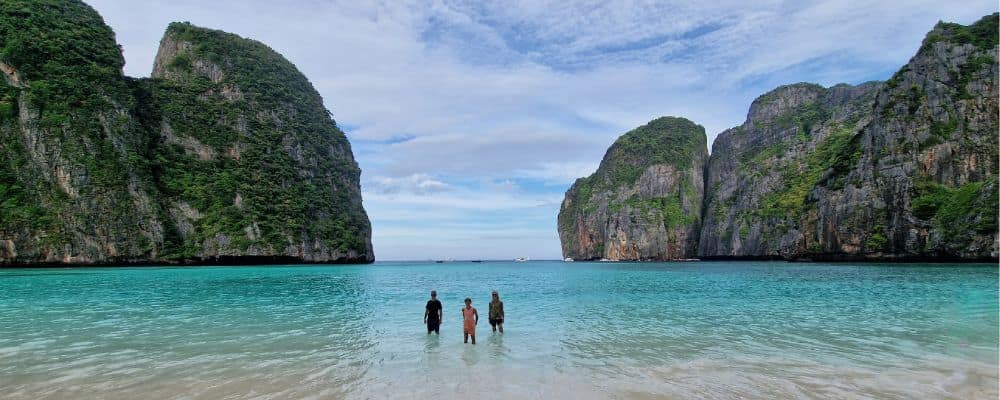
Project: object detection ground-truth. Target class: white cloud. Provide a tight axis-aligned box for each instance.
[513,161,600,185]
[367,174,452,196]
[363,186,561,212]
[376,127,607,179]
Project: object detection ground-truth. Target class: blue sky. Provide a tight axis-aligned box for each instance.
[88,0,997,260]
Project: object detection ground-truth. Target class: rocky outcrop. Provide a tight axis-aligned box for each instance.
[0,1,372,265]
[558,117,707,260]
[560,14,998,262]
[805,14,998,260]
[148,22,373,263]
[698,83,882,257]
[0,0,166,264]
[698,13,998,261]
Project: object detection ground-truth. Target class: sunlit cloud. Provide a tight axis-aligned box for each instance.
[367,174,452,196]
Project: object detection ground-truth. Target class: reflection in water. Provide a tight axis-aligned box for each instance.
[0,262,996,399]
[461,342,480,366]
[424,333,441,351]
[486,333,509,360]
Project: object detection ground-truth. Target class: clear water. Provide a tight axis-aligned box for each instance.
[1,261,996,399]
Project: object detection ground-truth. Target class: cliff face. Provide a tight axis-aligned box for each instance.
[699,13,998,260]
[0,0,165,264]
[807,15,998,260]
[561,14,997,262]
[558,117,707,260]
[698,83,882,257]
[0,1,373,265]
[148,23,372,263]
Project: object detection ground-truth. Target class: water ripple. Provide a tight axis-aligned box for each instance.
[0,262,995,399]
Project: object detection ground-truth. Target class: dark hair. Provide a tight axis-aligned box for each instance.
[431,290,437,296]
[464,297,471,303]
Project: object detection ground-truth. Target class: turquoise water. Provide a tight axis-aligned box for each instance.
[1,261,996,399]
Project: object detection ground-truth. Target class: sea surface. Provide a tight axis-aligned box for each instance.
[0,261,996,399]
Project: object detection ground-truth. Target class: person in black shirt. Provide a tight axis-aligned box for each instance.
[424,290,443,334]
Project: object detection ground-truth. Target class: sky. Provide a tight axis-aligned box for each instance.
[87,0,996,261]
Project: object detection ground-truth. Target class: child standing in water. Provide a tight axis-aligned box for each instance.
[462,298,479,344]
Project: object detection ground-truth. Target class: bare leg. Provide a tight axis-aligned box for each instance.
[464,333,468,343]
[471,334,476,345]
[499,323,503,334]
[491,324,497,333]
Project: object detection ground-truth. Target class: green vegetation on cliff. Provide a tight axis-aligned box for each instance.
[751,83,832,137]
[152,22,368,259]
[607,117,707,180]
[696,14,997,260]
[0,0,147,255]
[758,126,861,219]
[715,83,873,254]
[912,179,998,235]
[0,1,372,264]
[0,0,126,108]
[626,194,698,228]
[558,116,707,260]
[569,117,706,208]
[0,144,50,230]
[922,13,999,51]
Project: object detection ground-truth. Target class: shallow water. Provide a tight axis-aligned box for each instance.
[0,261,996,399]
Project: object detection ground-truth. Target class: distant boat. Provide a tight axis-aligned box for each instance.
[514,257,529,262]
[563,258,574,262]
[435,258,455,263]
[471,260,483,263]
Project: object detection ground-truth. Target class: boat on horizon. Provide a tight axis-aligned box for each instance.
[514,257,529,262]
[564,258,574,262]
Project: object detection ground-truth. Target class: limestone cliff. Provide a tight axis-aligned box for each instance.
[561,14,997,262]
[698,14,998,260]
[806,14,998,260]
[0,1,373,265]
[0,0,165,264]
[558,117,707,260]
[698,83,882,257]
[148,22,373,263]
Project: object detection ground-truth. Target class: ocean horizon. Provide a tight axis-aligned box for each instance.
[2,261,996,399]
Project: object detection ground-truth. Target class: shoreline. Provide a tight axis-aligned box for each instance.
[0,254,375,268]
[561,255,999,263]
[1,257,996,268]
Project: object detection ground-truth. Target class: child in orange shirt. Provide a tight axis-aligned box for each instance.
[462,297,479,344]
